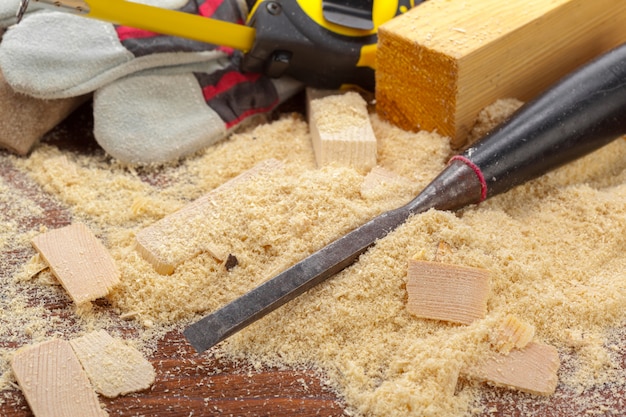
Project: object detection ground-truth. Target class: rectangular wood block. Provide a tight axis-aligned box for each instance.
[31,222,121,305]
[307,88,377,172]
[464,341,560,396]
[11,339,108,417]
[406,260,490,325]
[376,0,626,147]
[0,70,87,155]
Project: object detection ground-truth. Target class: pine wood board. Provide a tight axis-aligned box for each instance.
[464,342,561,396]
[376,0,626,147]
[406,259,491,325]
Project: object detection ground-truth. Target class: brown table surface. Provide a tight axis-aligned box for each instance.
[1,103,624,417]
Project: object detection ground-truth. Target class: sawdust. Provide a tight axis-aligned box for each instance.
[309,91,370,134]
[0,104,625,416]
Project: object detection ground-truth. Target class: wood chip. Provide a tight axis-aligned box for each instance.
[432,241,454,263]
[224,253,239,271]
[406,260,490,325]
[135,159,284,274]
[307,88,377,172]
[31,222,120,305]
[70,330,155,398]
[493,314,536,354]
[0,71,87,155]
[11,339,108,417]
[16,253,48,282]
[464,341,560,395]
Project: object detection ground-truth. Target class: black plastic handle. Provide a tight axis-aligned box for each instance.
[466,42,626,199]
[242,0,420,90]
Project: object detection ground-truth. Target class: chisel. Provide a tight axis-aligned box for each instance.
[184,42,626,353]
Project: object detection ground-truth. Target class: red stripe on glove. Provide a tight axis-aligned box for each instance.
[116,26,160,41]
[198,0,245,24]
[224,101,277,129]
[201,71,262,101]
[198,0,223,17]
[201,70,278,129]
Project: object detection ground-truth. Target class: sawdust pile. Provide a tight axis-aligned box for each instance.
[1,104,625,416]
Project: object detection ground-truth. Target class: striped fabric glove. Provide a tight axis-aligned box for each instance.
[93,55,302,164]
[0,0,302,163]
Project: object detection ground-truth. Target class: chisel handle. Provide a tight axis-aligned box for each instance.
[466,42,626,200]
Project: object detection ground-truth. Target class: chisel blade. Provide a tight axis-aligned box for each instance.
[183,206,411,352]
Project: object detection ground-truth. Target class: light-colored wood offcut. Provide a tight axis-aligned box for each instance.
[0,70,87,155]
[31,222,120,305]
[307,88,377,172]
[18,253,48,281]
[464,341,560,396]
[406,260,490,325]
[135,159,284,275]
[11,339,108,417]
[70,330,155,398]
[376,0,626,147]
[493,315,536,354]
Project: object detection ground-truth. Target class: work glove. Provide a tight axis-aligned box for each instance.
[0,0,302,164]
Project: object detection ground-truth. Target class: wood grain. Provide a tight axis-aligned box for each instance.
[306,89,377,172]
[134,159,284,275]
[31,223,120,305]
[0,72,87,156]
[376,0,626,147]
[11,339,108,417]
[70,330,156,398]
[406,259,491,325]
[464,342,560,396]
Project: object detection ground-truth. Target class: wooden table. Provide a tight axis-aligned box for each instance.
[1,103,624,417]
